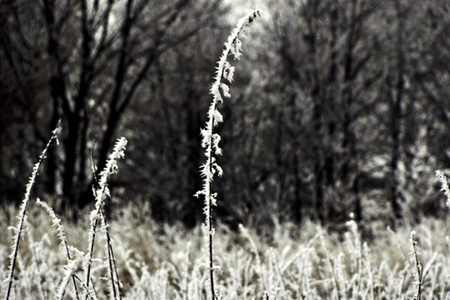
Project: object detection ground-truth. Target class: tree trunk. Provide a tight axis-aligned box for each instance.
[389,0,406,220]
[183,86,203,228]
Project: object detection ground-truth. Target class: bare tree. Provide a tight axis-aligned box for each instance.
[1,0,222,212]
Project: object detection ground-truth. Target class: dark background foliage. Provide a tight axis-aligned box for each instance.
[1,0,450,232]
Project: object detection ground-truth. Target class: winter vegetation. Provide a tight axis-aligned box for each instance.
[3,193,450,299]
[2,0,450,299]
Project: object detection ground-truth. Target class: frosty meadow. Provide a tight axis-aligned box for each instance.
[2,7,450,300]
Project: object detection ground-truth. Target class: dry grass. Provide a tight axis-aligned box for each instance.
[1,204,450,299]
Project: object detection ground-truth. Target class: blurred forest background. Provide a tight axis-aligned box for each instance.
[1,0,450,232]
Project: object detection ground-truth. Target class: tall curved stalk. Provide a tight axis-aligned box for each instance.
[196,10,262,300]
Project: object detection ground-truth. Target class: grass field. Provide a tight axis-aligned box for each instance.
[1,202,450,299]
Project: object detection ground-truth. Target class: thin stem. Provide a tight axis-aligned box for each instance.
[85,137,127,299]
[410,231,423,300]
[197,10,261,300]
[4,121,60,300]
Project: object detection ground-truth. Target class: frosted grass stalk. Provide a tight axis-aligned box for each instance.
[4,121,60,300]
[85,137,127,299]
[410,231,423,300]
[436,170,450,208]
[57,260,78,300]
[195,10,261,300]
[102,213,123,300]
[36,198,80,299]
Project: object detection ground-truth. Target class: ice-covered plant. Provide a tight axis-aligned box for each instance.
[57,260,78,300]
[435,170,450,208]
[410,230,423,300]
[4,121,60,300]
[195,10,262,300]
[36,198,80,299]
[85,137,127,300]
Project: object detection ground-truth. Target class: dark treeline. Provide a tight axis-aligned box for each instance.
[1,0,450,231]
